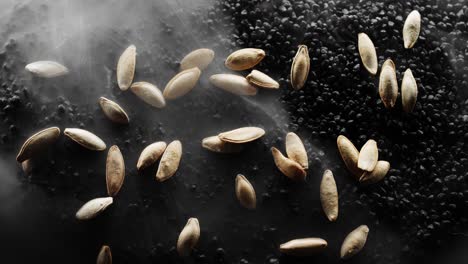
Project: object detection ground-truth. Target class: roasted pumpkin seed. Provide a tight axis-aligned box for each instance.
[209,74,258,96]
[225,48,265,71]
[64,128,106,151]
[177,218,200,256]
[180,48,215,71]
[401,68,418,113]
[235,174,256,209]
[379,59,398,109]
[163,67,201,100]
[336,135,363,179]
[75,197,113,220]
[116,45,136,91]
[137,141,167,170]
[285,132,308,169]
[320,170,338,222]
[25,61,69,78]
[290,45,310,90]
[218,127,265,143]
[106,145,125,197]
[358,139,378,172]
[358,33,378,75]
[201,136,243,153]
[156,140,182,182]
[99,97,130,124]
[16,127,61,163]
[246,70,279,89]
[359,160,390,185]
[130,82,166,109]
[403,10,421,49]
[340,225,369,259]
[96,245,112,264]
[271,147,306,181]
[279,238,327,256]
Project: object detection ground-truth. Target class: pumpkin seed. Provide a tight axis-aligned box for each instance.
[359,160,390,185]
[340,225,369,259]
[279,238,327,256]
[401,68,418,113]
[209,74,258,96]
[358,33,378,75]
[16,127,61,163]
[99,97,129,124]
[225,48,265,71]
[320,170,339,221]
[246,70,279,89]
[218,127,265,143]
[235,174,256,209]
[285,132,308,169]
[379,59,398,108]
[271,147,306,181]
[64,128,106,151]
[163,67,201,100]
[358,139,378,172]
[290,45,310,90]
[116,45,136,91]
[156,140,182,182]
[403,10,421,49]
[96,245,112,264]
[201,136,243,153]
[137,141,167,170]
[106,145,125,197]
[130,82,166,109]
[336,135,363,179]
[75,197,113,220]
[25,61,69,78]
[180,48,215,71]
[177,218,200,256]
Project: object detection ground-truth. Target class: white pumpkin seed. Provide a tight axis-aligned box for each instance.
[218,127,265,143]
[116,45,136,91]
[201,136,243,153]
[320,170,339,222]
[137,141,167,170]
[99,97,130,124]
[209,74,258,96]
[177,218,200,256]
[379,59,398,108]
[180,48,215,71]
[358,139,379,172]
[106,145,125,197]
[401,68,418,113]
[235,174,256,209]
[359,160,390,185]
[279,238,327,256]
[358,33,378,75]
[403,10,421,49]
[156,140,182,182]
[130,82,166,109]
[16,127,61,163]
[163,67,201,100]
[271,147,306,181]
[246,70,279,89]
[336,135,363,179]
[64,128,106,151]
[225,48,265,71]
[25,61,69,78]
[340,225,370,259]
[285,132,308,169]
[290,45,310,90]
[75,197,113,220]
[97,245,112,264]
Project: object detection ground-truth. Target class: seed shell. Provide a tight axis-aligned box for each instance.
[137,141,167,170]
[359,160,390,185]
[218,127,265,143]
[177,218,200,256]
[235,174,256,209]
[130,82,166,109]
[201,136,243,153]
[21,159,33,175]
[106,145,125,197]
[156,140,182,182]
[209,74,258,96]
[401,68,418,113]
[163,67,201,100]
[25,61,69,78]
[180,48,215,71]
[379,59,398,108]
[285,132,308,169]
[403,10,421,49]
[320,170,339,222]
[16,127,61,163]
[225,48,265,71]
[290,45,310,90]
[336,135,363,179]
[99,97,130,124]
[75,197,113,220]
[279,238,327,256]
[358,33,378,75]
[340,225,370,259]
[246,70,279,89]
[116,45,136,91]
[358,139,379,172]
[271,147,306,181]
[96,245,112,264]
[64,128,106,151]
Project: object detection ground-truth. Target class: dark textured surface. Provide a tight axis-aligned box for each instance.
[0,0,467,263]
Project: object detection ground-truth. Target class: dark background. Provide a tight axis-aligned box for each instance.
[0,0,467,263]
